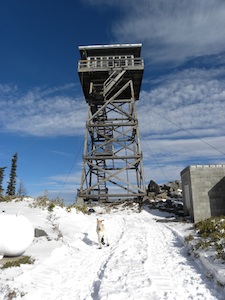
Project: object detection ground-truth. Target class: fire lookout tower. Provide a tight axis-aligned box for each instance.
[78,44,146,202]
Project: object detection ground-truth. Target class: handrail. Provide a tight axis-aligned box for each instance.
[78,57,144,70]
[104,70,118,88]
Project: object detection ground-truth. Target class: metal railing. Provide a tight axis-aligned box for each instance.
[78,57,144,70]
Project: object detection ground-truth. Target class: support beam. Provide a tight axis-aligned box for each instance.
[77,44,146,202]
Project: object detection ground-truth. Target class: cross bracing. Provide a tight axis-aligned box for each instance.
[78,44,146,202]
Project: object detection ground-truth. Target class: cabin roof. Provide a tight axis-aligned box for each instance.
[79,44,142,59]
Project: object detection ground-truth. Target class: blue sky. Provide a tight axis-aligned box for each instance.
[1,0,225,204]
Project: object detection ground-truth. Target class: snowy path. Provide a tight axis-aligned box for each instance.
[3,208,224,300]
[96,213,221,300]
[143,215,219,300]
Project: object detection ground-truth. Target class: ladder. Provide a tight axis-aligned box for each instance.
[96,160,107,199]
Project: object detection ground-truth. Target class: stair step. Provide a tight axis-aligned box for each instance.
[103,70,126,97]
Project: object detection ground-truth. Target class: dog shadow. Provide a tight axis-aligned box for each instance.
[82,233,98,247]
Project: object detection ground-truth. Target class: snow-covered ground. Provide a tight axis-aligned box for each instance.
[0,198,225,300]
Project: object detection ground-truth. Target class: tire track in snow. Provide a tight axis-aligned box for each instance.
[12,215,128,300]
[144,220,175,294]
[94,215,155,300]
[13,244,93,300]
[144,213,222,300]
[91,211,223,300]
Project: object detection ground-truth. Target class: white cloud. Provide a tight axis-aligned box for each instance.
[1,67,225,187]
[142,135,225,185]
[40,171,82,203]
[0,84,86,137]
[116,0,225,64]
[142,136,225,162]
[138,67,225,138]
[1,66,225,186]
[2,67,224,139]
[26,170,82,203]
[135,66,225,182]
[85,0,225,65]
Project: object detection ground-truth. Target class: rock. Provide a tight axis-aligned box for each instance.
[35,228,48,238]
[146,192,156,200]
[147,180,160,194]
[156,192,168,199]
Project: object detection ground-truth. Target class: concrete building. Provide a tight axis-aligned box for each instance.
[181,165,225,222]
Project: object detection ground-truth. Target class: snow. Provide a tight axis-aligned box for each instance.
[0,198,225,300]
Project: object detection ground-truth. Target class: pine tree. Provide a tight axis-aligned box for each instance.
[0,167,7,197]
[17,179,27,197]
[6,153,18,196]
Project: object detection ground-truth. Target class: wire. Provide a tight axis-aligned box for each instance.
[141,138,169,182]
[56,137,84,199]
[147,108,225,157]
[140,106,225,183]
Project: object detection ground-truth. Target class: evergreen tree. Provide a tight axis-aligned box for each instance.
[6,153,18,196]
[0,167,6,196]
[17,179,27,197]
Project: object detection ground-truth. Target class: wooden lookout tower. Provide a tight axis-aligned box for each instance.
[77,44,146,202]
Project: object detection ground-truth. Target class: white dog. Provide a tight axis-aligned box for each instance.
[96,218,109,249]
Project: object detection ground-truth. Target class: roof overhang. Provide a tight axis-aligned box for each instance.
[79,44,142,59]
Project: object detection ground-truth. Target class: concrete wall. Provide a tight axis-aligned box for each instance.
[181,165,225,222]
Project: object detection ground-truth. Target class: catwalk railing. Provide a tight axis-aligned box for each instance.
[78,57,144,71]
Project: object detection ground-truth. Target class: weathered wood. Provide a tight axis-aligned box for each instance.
[77,44,146,202]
